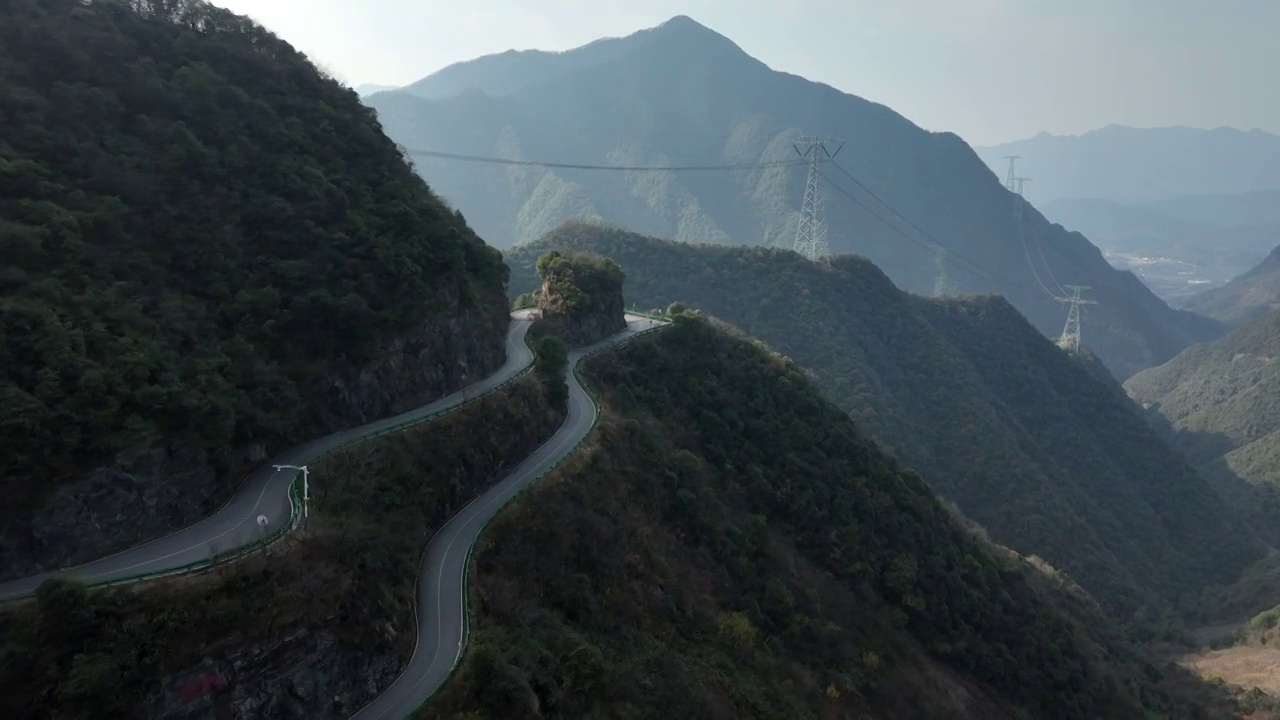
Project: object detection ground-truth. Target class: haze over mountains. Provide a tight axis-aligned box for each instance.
[364,15,1221,380]
[977,128,1280,307]
[354,83,398,97]
[1041,192,1280,302]
[975,126,1280,206]
[1182,246,1280,326]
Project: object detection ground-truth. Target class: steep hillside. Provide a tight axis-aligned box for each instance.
[1126,310,1280,551]
[0,0,510,579]
[1183,246,1280,326]
[364,16,1222,380]
[1042,197,1279,302]
[0,373,564,719]
[424,315,1237,720]
[505,225,1265,622]
[975,125,1280,205]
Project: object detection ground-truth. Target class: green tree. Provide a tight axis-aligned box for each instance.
[534,335,569,411]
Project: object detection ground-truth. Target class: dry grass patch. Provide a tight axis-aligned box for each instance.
[1183,646,1280,693]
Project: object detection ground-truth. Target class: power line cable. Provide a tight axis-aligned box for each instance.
[826,159,1071,297]
[1030,217,1067,296]
[818,166,1013,288]
[1015,208,1062,299]
[401,147,809,172]
[1010,178,1067,298]
[828,161,989,270]
[406,144,1034,294]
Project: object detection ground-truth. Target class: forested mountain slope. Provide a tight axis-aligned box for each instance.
[505,225,1265,622]
[1126,309,1280,551]
[1183,245,1280,327]
[425,315,1237,720]
[366,15,1222,380]
[0,0,509,579]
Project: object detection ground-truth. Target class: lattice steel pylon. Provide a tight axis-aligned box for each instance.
[1003,155,1020,191]
[1058,285,1098,353]
[1013,176,1031,221]
[792,134,844,263]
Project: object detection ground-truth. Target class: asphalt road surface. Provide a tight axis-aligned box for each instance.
[348,314,665,720]
[0,312,538,602]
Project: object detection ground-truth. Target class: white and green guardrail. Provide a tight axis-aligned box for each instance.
[80,313,673,593]
[71,345,541,592]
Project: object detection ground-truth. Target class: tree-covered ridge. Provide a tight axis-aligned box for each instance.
[503,224,1264,624]
[1182,243,1280,328]
[427,314,1234,720]
[1126,309,1280,555]
[0,0,508,508]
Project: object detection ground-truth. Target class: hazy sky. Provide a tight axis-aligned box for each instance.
[211,0,1279,147]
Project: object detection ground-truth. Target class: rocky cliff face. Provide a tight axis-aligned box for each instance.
[0,280,509,581]
[533,250,627,347]
[148,627,398,720]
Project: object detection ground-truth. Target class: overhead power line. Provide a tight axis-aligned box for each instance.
[1007,162,1099,351]
[1018,181,1067,297]
[404,144,1055,306]
[402,147,809,172]
[820,162,1011,288]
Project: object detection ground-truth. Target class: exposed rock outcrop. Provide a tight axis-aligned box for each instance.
[532,250,626,347]
[149,627,398,720]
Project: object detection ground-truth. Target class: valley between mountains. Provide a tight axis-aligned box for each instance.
[5,2,1280,719]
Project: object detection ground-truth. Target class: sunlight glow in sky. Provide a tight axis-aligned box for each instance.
[209,0,1279,146]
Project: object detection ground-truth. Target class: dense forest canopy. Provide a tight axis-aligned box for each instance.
[1126,308,1280,559]
[0,0,508,507]
[504,224,1265,625]
[427,315,1236,720]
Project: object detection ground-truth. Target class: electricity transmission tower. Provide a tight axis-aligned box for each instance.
[1058,285,1098,353]
[1013,176,1032,220]
[1003,155,1020,192]
[792,135,844,263]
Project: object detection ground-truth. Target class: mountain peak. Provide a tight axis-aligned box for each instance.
[655,15,710,32]
[636,14,744,55]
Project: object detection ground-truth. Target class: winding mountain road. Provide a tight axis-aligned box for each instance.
[348,314,666,720]
[0,308,667,720]
[0,312,540,602]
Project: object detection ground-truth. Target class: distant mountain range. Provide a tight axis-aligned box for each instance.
[1041,192,1280,302]
[1182,245,1280,326]
[975,125,1280,206]
[354,83,398,97]
[364,15,1222,379]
